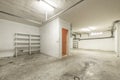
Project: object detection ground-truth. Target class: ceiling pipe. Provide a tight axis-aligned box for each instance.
[42,0,84,25]
[0,11,22,18]
[73,34,114,41]
[73,20,120,41]
[111,20,120,37]
[73,36,114,41]
[74,20,120,40]
[73,30,114,41]
[79,36,113,41]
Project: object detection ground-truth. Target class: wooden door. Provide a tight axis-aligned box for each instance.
[62,28,68,56]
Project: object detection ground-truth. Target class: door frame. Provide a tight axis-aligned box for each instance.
[60,27,70,58]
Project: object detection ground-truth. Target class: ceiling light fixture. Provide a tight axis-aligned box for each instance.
[89,27,96,30]
[90,32,103,36]
[38,0,54,12]
[80,26,96,32]
[81,28,91,32]
[43,0,57,8]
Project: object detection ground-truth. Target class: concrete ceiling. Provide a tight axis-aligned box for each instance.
[60,0,120,32]
[0,0,120,32]
[0,0,81,27]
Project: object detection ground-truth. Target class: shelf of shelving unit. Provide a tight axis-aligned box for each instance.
[30,35,40,53]
[73,40,78,48]
[15,33,40,57]
[16,38,29,40]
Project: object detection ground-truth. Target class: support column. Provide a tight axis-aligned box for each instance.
[45,11,48,21]
[115,22,120,57]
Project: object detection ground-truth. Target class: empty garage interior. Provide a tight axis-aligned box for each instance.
[0,0,120,80]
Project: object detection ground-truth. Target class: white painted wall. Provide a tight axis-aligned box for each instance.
[40,18,60,58]
[114,22,120,56]
[0,19,40,58]
[59,18,71,57]
[40,18,70,58]
[77,31,115,51]
[78,38,114,51]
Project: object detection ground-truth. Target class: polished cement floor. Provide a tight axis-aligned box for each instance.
[0,49,120,80]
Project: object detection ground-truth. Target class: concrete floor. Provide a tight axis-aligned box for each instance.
[0,49,120,80]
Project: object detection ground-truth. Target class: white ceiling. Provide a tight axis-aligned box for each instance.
[60,0,120,32]
[0,0,120,32]
[0,0,80,26]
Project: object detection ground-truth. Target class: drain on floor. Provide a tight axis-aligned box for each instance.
[74,76,80,80]
[8,61,14,64]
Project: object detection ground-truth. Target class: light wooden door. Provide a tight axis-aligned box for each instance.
[62,28,68,56]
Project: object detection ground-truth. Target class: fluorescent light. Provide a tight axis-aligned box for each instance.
[89,27,96,30]
[90,32,103,36]
[44,0,58,8]
[80,26,96,32]
[38,0,54,12]
[81,28,91,32]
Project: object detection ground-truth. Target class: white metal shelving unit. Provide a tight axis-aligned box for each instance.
[30,34,40,54]
[73,40,78,48]
[15,33,40,57]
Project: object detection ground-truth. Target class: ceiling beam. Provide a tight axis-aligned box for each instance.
[41,0,57,9]
[42,0,84,25]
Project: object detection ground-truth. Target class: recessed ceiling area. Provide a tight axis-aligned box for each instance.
[0,0,83,26]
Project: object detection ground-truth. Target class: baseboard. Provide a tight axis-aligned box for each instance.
[40,51,61,58]
[0,50,14,58]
